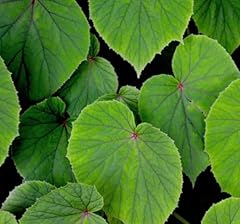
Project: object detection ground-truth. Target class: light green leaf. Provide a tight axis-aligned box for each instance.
[108,217,124,224]
[67,100,182,224]
[89,0,193,76]
[58,54,118,119]
[2,181,55,216]
[0,56,20,166]
[88,34,100,58]
[205,79,240,196]
[202,198,240,224]
[12,97,74,186]
[0,211,17,224]
[0,0,90,102]
[98,85,139,118]
[19,183,107,224]
[139,35,240,184]
[193,0,240,53]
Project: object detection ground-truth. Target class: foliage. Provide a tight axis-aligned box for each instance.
[0,1,240,224]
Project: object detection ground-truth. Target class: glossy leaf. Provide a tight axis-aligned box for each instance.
[202,198,240,224]
[89,0,193,76]
[0,0,90,101]
[139,35,240,184]
[0,211,17,224]
[12,97,74,186]
[205,79,240,196]
[67,100,182,224]
[194,0,240,53]
[2,181,55,216]
[0,57,20,166]
[58,35,118,119]
[20,183,107,224]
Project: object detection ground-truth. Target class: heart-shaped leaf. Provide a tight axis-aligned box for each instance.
[202,198,240,224]
[19,183,107,224]
[89,0,193,76]
[193,0,240,53]
[2,181,55,216]
[0,0,90,102]
[58,35,118,119]
[139,35,240,184]
[0,56,20,166]
[67,100,182,224]
[12,97,74,186]
[205,79,240,196]
[0,211,17,224]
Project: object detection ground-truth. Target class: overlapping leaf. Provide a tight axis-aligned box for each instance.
[194,0,240,53]
[0,57,20,166]
[89,0,193,76]
[202,198,240,224]
[98,85,139,121]
[67,100,182,224]
[58,34,118,119]
[12,97,74,186]
[20,183,107,224]
[139,35,240,184]
[2,181,55,216]
[205,79,240,196]
[0,0,89,102]
[0,211,17,224]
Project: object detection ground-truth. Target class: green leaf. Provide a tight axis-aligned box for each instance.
[12,97,74,186]
[193,0,240,53]
[0,56,20,166]
[98,85,139,118]
[58,55,118,119]
[88,34,100,58]
[108,217,124,224]
[202,197,240,224]
[0,211,17,224]
[205,79,240,197]
[89,0,193,76]
[139,35,240,184]
[67,100,182,224]
[0,0,90,102]
[19,183,107,224]
[2,181,55,216]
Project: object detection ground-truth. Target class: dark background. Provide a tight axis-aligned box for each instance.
[0,1,239,223]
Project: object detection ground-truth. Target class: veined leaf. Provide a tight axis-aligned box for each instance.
[193,0,240,53]
[2,181,55,216]
[205,79,240,196]
[12,97,74,186]
[0,211,17,224]
[0,56,20,166]
[202,198,240,224]
[19,183,107,224]
[139,35,240,184]
[58,34,118,119]
[67,100,182,224]
[89,0,193,76]
[0,0,90,102]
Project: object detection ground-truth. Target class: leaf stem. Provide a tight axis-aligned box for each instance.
[173,212,190,224]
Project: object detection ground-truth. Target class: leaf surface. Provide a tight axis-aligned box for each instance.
[12,97,74,186]
[194,0,240,53]
[58,35,118,119]
[67,100,182,224]
[19,183,107,224]
[89,0,193,76]
[2,181,55,216]
[139,35,239,184]
[205,79,240,196]
[202,198,240,224]
[0,0,89,101]
[0,56,20,166]
[0,211,17,224]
